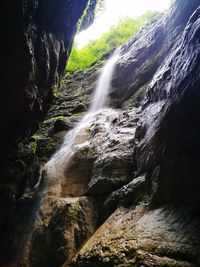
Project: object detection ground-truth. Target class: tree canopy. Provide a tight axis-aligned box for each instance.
[67,11,157,71]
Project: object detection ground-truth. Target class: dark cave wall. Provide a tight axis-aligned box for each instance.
[0,0,94,158]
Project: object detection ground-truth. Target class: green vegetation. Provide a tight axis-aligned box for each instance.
[77,0,93,32]
[31,135,45,140]
[31,142,37,154]
[67,11,157,71]
[73,112,86,116]
[44,116,69,124]
[52,84,59,97]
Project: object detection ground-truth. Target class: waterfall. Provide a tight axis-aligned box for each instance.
[89,50,120,112]
[45,49,120,184]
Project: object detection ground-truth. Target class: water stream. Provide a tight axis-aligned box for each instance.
[45,49,120,185]
[89,50,120,112]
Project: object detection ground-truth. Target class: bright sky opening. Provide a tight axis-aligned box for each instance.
[76,0,171,48]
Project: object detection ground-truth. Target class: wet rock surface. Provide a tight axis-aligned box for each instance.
[102,175,146,218]
[70,205,200,267]
[64,1,200,266]
[1,0,200,266]
[112,0,200,105]
[135,3,200,206]
[18,108,138,267]
[45,109,138,197]
[24,196,98,267]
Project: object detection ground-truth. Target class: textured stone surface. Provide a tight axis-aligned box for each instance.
[111,0,200,106]
[134,3,200,206]
[70,205,200,267]
[45,108,138,198]
[23,196,98,267]
[1,0,200,266]
[0,0,96,158]
[65,1,200,266]
[16,107,138,266]
[102,175,146,219]
[0,0,97,265]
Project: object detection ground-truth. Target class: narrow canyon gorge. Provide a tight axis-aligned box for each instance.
[1,0,200,266]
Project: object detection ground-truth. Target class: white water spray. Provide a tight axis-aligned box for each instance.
[45,49,120,184]
[89,50,120,112]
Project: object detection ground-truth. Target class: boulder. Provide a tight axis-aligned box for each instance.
[70,205,200,267]
[45,109,138,198]
[26,196,98,267]
[102,175,146,219]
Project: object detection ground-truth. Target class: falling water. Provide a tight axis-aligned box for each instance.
[45,48,120,183]
[89,50,120,112]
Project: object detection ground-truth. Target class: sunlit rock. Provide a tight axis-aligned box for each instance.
[70,205,200,267]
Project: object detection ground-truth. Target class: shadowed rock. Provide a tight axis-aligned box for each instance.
[0,0,97,158]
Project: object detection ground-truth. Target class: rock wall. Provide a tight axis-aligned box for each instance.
[44,0,200,266]
[112,0,200,105]
[135,2,200,207]
[0,0,97,265]
[0,0,95,159]
[1,0,200,266]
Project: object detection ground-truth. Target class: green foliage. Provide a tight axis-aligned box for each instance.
[67,11,157,71]
[77,0,92,32]
[52,84,59,97]
[31,142,37,154]
[44,116,69,124]
[31,135,44,140]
